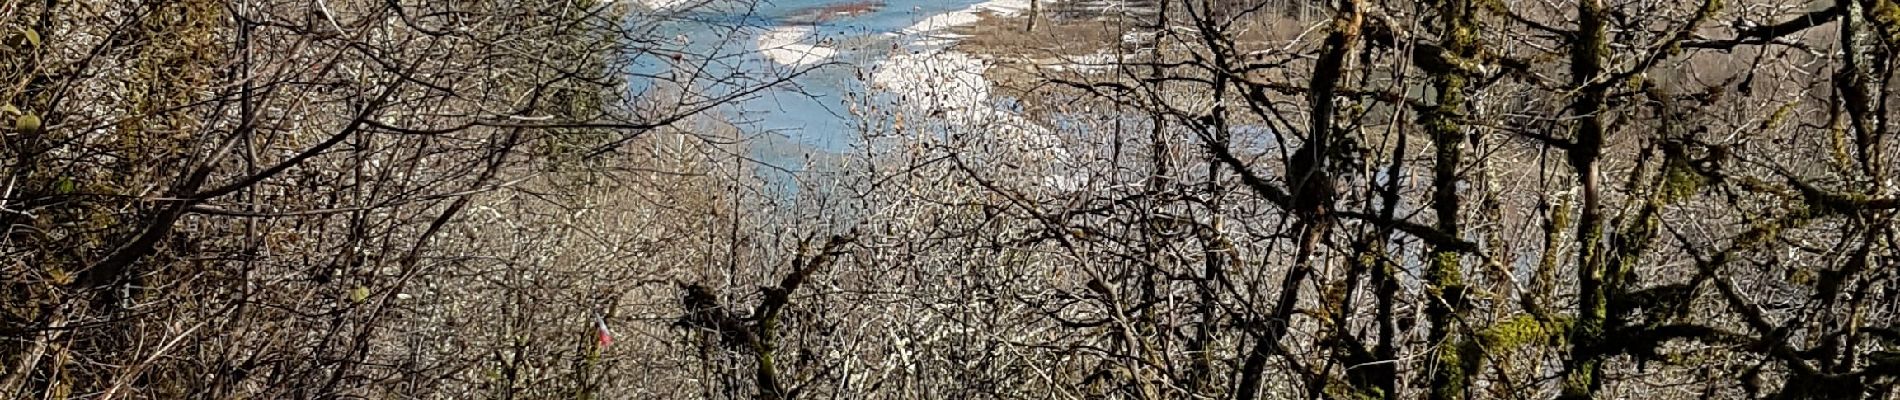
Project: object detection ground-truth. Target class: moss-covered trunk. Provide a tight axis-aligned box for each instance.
[1561,0,1612,397]
[1235,1,1359,398]
[1422,0,1478,398]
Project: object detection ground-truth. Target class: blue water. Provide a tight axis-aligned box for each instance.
[628,0,990,170]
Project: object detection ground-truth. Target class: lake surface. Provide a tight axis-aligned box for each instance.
[629,0,999,171]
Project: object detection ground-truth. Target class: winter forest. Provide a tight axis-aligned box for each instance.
[3,0,1899,398]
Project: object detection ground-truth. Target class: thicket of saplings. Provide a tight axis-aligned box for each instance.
[3,0,1898,399]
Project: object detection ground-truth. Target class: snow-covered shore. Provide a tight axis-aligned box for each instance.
[870,51,989,117]
[872,0,1075,187]
[871,0,1037,112]
[899,0,1031,36]
[757,26,839,67]
[631,0,693,10]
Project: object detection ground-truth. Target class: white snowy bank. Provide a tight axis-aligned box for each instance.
[873,0,1041,114]
[870,51,992,117]
[632,0,693,11]
[757,26,840,67]
[871,0,1075,189]
[899,0,1033,37]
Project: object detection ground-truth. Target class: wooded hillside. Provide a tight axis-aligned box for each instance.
[3,0,1898,399]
